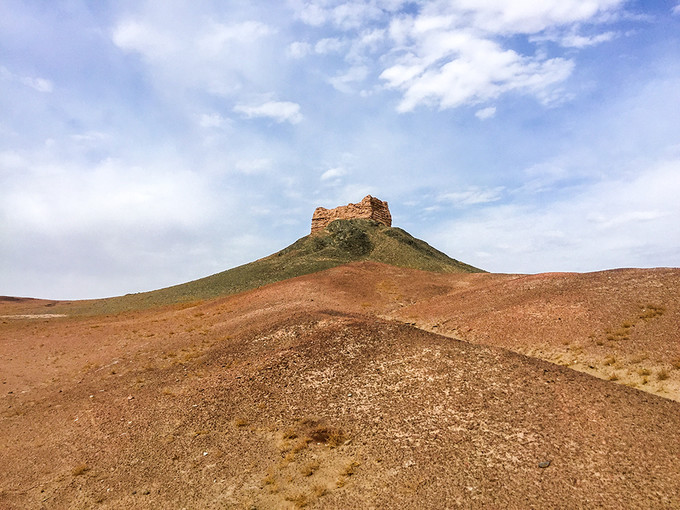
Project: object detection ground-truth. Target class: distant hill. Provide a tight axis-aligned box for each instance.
[48,219,482,315]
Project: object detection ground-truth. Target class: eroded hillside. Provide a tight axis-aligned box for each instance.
[1,262,680,508]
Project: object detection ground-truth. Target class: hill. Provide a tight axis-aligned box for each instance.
[8,219,482,316]
[1,262,679,508]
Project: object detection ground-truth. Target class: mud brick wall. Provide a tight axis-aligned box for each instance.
[311,195,392,234]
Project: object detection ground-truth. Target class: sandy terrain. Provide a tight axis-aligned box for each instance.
[1,262,679,508]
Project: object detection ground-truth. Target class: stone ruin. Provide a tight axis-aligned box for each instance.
[311,195,392,234]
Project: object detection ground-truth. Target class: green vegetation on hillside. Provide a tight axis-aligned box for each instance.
[50,219,483,315]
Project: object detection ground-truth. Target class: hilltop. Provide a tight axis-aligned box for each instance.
[10,217,481,316]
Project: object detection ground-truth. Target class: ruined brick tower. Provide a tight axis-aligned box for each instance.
[311,195,392,234]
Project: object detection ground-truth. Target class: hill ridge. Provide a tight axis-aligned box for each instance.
[33,219,482,315]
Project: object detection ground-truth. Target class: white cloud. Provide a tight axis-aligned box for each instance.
[198,113,229,128]
[588,210,665,229]
[330,65,369,92]
[197,21,272,56]
[330,2,383,29]
[1,157,214,234]
[0,66,53,93]
[235,158,272,175]
[439,187,504,206]
[295,2,327,26]
[21,76,53,93]
[292,0,389,29]
[320,167,347,181]
[112,20,176,60]
[287,41,312,58]
[430,159,680,272]
[382,32,575,112]
[0,150,28,170]
[111,13,279,99]
[673,3,680,16]
[371,1,622,111]
[315,37,346,54]
[531,30,617,48]
[475,106,496,120]
[562,31,616,48]
[234,101,303,124]
[433,0,626,35]
[71,131,109,144]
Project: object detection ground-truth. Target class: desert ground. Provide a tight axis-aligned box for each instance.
[1,261,679,508]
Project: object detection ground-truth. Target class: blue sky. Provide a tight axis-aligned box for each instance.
[1,0,680,299]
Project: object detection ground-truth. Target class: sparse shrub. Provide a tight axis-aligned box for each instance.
[608,373,619,381]
[637,368,651,376]
[671,359,680,370]
[603,356,616,366]
[234,418,249,428]
[657,369,670,381]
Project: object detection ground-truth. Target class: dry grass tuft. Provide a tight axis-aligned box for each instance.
[313,484,328,497]
[341,460,360,477]
[301,460,320,477]
[308,425,345,447]
[285,492,309,508]
[283,428,298,440]
[639,304,665,321]
[657,369,670,381]
[71,464,90,476]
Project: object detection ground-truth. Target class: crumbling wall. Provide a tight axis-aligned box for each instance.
[311,195,392,234]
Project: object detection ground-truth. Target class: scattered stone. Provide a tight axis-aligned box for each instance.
[539,461,551,468]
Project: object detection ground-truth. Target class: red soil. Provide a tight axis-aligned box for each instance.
[1,262,679,508]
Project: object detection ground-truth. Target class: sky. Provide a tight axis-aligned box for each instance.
[1,0,680,300]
